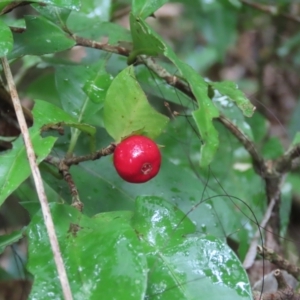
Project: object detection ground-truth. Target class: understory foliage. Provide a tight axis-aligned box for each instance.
[0,0,300,300]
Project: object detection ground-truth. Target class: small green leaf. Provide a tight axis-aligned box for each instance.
[34,100,96,136]
[103,65,169,142]
[83,73,113,104]
[210,81,255,117]
[0,230,23,254]
[0,18,13,56]
[27,203,148,299]
[9,15,75,59]
[132,0,168,19]
[129,13,165,64]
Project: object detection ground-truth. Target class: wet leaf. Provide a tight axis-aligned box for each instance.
[9,15,75,59]
[0,18,13,56]
[210,81,255,117]
[103,65,169,142]
[27,203,148,299]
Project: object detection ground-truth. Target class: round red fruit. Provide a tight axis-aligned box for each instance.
[113,135,161,183]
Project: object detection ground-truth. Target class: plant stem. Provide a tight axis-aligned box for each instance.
[1,57,73,300]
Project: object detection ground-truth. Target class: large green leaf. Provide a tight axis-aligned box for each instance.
[27,198,251,299]
[27,203,148,299]
[9,15,75,59]
[0,18,13,56]
[103,65,169,142]
[134,196,252,299]
[129,14,219,167]
[132,0,168,19]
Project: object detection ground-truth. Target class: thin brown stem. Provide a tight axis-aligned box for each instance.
[1,57,73,300]
[240,0,300,24]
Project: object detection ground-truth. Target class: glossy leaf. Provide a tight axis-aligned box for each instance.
[210,81,255,117]
[55,64,109,124]
[9,15,75,59]
[133,196,252,300]
[0,18,13,56]
[27,203,148,299]
[103,65,169,142]
[31,4,71,26]
[34,100,96,136]
[0,129,56,206]
[30,0,80,10]
[83,72,113,104]
[132,0,168,19]
[129,15,219,166]
[213,93,254,140]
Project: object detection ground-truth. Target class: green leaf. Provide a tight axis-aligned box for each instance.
[31,4,71,27]
[129,14,165,64]
[0,18,13,56]
[129,15,220,166]
[30,0,80,10]
[34,100,96,136]
[9,15,75,59]
[133,196,252,300]
[213,92,254,140]
[132,0,168,19]
[262,137,284,160]
[0,230,23,254]
[103,65,169,142]
[55,63,109,124]
[292,132,300,146]
[210,81,255,117]
[82,72,113,104]
[0,134,56,207]
[27,203,148,299]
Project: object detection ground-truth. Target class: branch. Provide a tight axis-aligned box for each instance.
[275,145,300,174]
[257,245,300,281]
[240,0,300,24]
[1,57,73,300]
[243,197,276,269]
[218,114,267,175]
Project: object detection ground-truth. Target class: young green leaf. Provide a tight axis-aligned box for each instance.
[103,65,169,142]
[132,0,168,19]
[210,81,255,117]
[128,13,165,64]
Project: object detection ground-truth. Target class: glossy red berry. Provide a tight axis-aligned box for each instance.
[113,135,161,183]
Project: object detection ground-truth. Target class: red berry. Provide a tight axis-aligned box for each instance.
[113,135,161,183]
